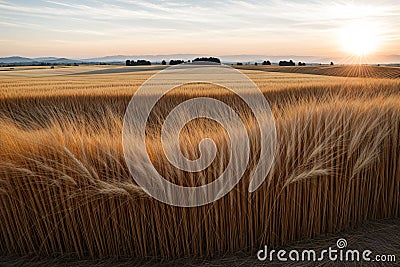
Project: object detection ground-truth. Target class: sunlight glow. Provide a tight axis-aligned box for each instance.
[339,21,381,56]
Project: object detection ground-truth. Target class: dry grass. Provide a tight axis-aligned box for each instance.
[0,66,399,259]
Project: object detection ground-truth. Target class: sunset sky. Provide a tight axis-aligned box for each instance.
[0,0,399,62]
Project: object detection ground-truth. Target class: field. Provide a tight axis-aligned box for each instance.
[0,65,399,262]
[238,65,400,79]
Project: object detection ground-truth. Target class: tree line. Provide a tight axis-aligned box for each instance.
[125,60,151,66]
[126,57,221,66]
[126,57,335,66]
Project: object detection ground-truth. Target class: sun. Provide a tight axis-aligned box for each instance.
[339,21,380,56]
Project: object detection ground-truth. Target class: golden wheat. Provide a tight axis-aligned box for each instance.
[239,65,400,79]
[0,67,399,259]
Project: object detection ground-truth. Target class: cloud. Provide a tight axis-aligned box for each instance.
[0,0,398,56]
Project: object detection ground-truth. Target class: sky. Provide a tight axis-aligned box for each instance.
[0,0,399,62]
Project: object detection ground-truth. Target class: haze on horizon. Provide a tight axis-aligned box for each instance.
[0,0,399,63]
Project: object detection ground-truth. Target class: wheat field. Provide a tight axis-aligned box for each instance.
[239,65,400,79]
[0,65,399,260]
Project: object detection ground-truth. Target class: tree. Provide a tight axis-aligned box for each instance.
[237,62,243,66]
[126,59,151,66]
[279,60,295,66]
[193,57,221,64]
[330,61,334,66]
[136,60,151,65]
[169,59,185,65]
[255,62,258,66]
[162,60,166,65]
[262,60,271,65]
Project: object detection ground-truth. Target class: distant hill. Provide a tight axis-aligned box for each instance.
[1,54,399,65]
[45,58,82,64]
[0,56,33,63]
[34,57,61,61]
[81,54,204,63]
[0,56,83,65]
